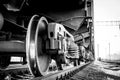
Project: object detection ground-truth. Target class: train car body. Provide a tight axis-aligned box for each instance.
[0,0,94,77]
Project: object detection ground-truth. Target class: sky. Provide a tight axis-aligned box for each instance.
[94,0,120,60]
[94,0,120,21]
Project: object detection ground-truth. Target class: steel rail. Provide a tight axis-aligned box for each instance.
[0,64,30,80]
[0,62,92,80]
[32,62,91,80]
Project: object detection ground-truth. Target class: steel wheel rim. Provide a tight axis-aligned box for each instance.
[26,15,51,76]
[26,15,40,76]
[35,17,51,76]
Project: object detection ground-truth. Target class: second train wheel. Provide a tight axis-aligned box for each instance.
[57,63,63,70]
[74,60,79,66]
[26,15,51,77]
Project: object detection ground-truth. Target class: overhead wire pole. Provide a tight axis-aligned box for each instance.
[97,44,99,60]
[108,42,111,61]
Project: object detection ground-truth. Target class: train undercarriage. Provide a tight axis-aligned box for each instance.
[0,0,94,77]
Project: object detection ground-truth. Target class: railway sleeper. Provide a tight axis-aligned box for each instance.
[0,62,91,80]
[32,62,91,80]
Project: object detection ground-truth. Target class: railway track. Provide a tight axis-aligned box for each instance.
[0,62,91,80]
[0,64,31,80]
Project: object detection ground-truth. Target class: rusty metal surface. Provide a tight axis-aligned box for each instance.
[45,9,86,30]
[74,24,89,35]
[26,0,86,31]
[75,32,90,41]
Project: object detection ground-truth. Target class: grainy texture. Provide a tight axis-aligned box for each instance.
[69,61,120,80]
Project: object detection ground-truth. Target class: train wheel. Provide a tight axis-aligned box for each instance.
[78,59,80,65]
[26,15,51,77]
[0,55,11,69]
[57,63,63,70]
[74,60,78,66]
